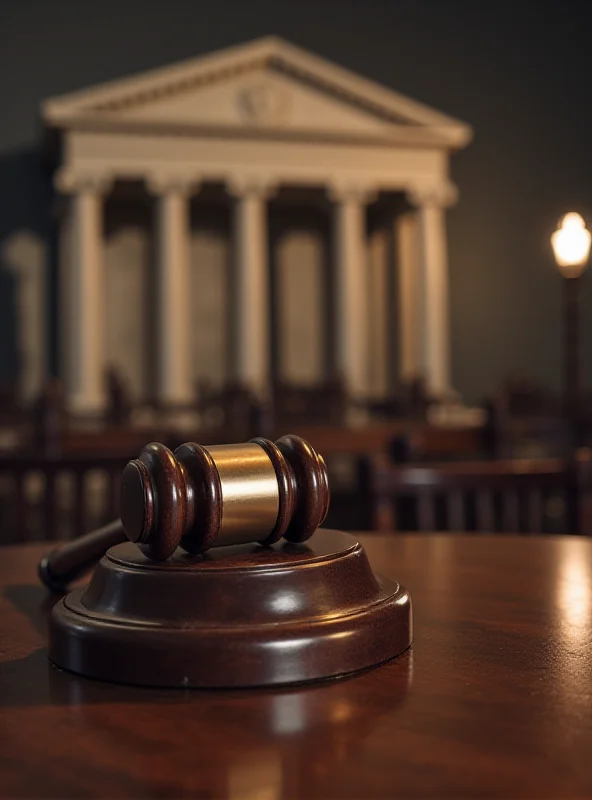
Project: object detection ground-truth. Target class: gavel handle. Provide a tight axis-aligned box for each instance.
[38,519,126,593]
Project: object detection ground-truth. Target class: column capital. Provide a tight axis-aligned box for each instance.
[406,180,458,209]
[55,169,113,196]
[226,175,278,201]
[146,173,200,196]
[327,181,377,205]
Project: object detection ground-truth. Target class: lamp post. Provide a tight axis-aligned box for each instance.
[551,212,591,448]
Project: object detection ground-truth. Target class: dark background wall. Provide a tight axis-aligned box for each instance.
[1,0,591,403]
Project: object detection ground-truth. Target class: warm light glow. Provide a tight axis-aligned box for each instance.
[551,212,592,277]
[557,545,591,635]
[555,544,592,706]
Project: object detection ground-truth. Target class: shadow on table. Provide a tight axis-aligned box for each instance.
[4,583,60,634]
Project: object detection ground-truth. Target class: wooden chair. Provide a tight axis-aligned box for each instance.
[0,454,129,544]
[388,427,486,464]
[30,378,66,457]
[196,380,271,441]
[104,365,132,428]
[272,378,347,427]
[0,381,22,425]
[359,451,592,534]
[483,375,567,458]
[0,383,27,453]
[363,376,432,422]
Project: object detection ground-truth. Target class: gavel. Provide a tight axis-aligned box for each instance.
[38,434,329,592]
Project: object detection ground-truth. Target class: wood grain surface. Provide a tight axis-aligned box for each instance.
[1,533,591,798]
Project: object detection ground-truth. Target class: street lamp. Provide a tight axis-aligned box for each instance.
[551,212,591,447]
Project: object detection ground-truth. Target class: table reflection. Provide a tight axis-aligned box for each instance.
[557,541,592,635]
[554,540,592,700]
[46,649,412,799]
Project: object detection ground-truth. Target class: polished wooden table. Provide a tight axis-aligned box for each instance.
[1,534,591,798]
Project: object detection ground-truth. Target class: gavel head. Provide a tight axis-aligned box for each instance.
[120,435,330,560]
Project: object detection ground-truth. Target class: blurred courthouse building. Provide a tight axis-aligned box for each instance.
[12,36,471,413]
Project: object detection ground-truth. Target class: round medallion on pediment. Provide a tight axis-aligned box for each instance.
[237,80,292,125]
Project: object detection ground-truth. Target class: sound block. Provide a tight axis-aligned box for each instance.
[49,529,412,688]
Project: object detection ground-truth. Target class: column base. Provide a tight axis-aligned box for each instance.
[67,392,107,419]
[157,406,200,431]
[427,394,486,428]
[345,405,370,427]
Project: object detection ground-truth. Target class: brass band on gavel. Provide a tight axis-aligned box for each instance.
[120,435,330,559]
[202,443,280,547]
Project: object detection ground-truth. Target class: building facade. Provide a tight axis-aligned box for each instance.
[35,36,472,413]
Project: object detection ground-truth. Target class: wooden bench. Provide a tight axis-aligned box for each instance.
[359,451,592,534]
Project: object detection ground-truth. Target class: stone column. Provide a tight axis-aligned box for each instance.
[395,210,421,382]
[1,231,47,404]
[407,182,458,397]
[56,171,111,414]
[228,178,274,399]
[330,184,373,405]
[148,176,194,406]
[367,228,390,399]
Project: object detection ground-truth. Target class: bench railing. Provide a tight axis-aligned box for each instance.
[0,455,129,544]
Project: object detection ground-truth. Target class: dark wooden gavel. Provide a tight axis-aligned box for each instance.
[38,435,329,592]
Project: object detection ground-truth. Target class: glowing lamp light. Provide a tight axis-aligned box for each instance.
[551,212,592,278]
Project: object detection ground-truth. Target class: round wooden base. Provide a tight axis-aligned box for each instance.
[49,529,412,688]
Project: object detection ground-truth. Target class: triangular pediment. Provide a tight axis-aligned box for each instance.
[43,36,472,148]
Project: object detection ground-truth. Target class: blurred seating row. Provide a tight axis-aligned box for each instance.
[0,369,589,543]
[0,373,487,462]
[1,371,574,457]
[2,448,591,544]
